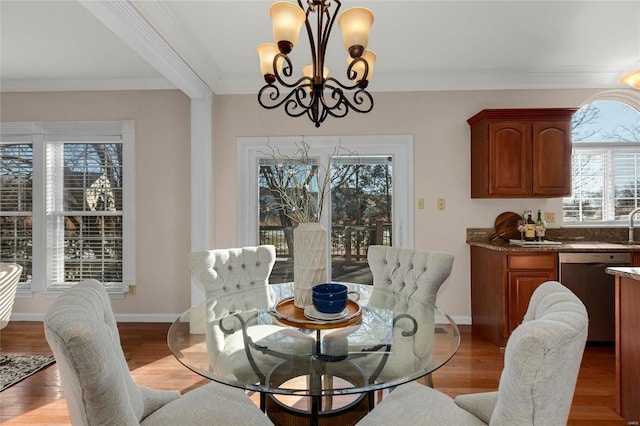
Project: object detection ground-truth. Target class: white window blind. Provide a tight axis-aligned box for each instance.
[0,121,135,296]
[564,144,640,223]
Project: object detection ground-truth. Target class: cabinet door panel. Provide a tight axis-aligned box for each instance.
[508,271,554,332]
[488,123,531,196]
[531,121,571,196]
[508,254,556,270]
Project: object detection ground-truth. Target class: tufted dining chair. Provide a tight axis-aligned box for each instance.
[44,279,273,426]
[189,245,313,386]
[356,281,589,426]
[188,245,277,308]
[356,245,455,385]
[0,263,23,330]
[367,245,454,306]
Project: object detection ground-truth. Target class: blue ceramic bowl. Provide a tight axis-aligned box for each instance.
[312,283,348,300]
[312,296,347,314]
[312,283,348,313]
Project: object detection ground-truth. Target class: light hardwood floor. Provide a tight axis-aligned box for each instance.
[0,321,626,425]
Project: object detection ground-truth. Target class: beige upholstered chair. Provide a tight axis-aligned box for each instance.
[44,279,273,426]
[356,245,454,384]
[0,263,23,330]
[357,281,589,426]
[188,245,277,308]
[367,245,454,306]
[189,245,313,384]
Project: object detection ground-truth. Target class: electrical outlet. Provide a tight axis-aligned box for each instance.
[544,212,555,224]
[437,198,445,211]
[417,198,424,209]
[128,285,136,295]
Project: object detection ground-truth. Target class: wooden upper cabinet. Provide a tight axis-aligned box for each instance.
[469,109,577,198]
[489,122,531,196]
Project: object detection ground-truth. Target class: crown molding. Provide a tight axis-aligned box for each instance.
[0,78,175,93]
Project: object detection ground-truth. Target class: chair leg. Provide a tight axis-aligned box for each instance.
[417,373,433,387]
[323,374,333,410]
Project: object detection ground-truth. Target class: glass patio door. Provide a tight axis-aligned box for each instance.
[238,135,413,285]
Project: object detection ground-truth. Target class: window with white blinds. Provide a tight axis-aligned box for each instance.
[564,146,640,222]
[0,142,34,282]
[563,100,640,224]
[0,121,135,296]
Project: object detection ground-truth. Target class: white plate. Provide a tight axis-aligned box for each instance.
[304,305,349,321]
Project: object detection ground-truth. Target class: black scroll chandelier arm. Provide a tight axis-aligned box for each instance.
[284,87,314,118]
[322,82,373,115]
[326,56,370,91]
[273,53,309,89]
[300,0,319,75]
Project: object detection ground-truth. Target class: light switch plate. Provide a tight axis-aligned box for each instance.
[544,212,555,223]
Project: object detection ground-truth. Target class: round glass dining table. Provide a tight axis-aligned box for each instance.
[168,282,460,426]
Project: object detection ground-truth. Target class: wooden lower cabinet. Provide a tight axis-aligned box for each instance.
[471,246,557,346]
[615,276,640,424]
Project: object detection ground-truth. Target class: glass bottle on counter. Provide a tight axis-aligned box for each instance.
[524,210,536,241]
[535,209,546,241]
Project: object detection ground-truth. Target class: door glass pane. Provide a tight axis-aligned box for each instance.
[258,158,320,283]
[331,155,392,284]
[258,154,393,285]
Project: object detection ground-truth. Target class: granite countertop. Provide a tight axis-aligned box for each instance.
[606,267,640,281]
[467,240,640,252]
[467,227,640,252]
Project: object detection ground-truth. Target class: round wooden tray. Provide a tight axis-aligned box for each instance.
[490,211,522,241]
[270,297,362,330]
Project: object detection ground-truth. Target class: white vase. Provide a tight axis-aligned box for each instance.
[293,222,327,308]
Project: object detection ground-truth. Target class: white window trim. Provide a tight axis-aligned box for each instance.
[1,121,135,298]
[237,135,414,277]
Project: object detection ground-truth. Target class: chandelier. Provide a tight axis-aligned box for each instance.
[257,1,375,128]
[620,69,640,89]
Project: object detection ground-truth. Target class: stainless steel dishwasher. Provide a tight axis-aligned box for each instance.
[558,252,630,343]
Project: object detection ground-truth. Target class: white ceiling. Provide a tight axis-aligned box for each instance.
[1,0,639,95]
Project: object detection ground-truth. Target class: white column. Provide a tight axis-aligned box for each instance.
[190,96,212,306]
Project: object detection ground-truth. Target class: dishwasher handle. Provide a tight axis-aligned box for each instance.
[558,252,631,264]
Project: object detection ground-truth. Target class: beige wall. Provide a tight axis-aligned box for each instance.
[1,90,192,318]
[2,87,604,320]
[213,88,602,320]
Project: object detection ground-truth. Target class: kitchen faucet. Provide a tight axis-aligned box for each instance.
[629,207,640,242]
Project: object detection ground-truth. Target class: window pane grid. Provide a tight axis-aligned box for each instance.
[565,151,640,222]
[51,142,124,284]
[61,214,123,282]
[1,143,33,282]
